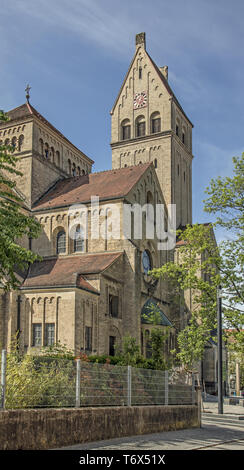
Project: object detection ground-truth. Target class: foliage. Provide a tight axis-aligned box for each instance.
[204,152,244,354]
[151,223,221,369]
[4,341,76,409]
[0,111,41,290]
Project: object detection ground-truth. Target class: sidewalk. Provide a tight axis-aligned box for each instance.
[202,400,244,418]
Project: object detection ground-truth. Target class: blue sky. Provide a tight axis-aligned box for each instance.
[1,0,243,233]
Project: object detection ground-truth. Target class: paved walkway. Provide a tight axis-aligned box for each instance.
[58,402,244,451]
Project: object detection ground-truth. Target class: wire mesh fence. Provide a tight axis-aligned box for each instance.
[0,350,196,409]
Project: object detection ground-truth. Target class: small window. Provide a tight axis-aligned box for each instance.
[85,326,92,352]
[136,116,146,137]
[184,171,186,182]
[11,136,17,151]
[109,336,116,356]
[139,67,142,79]
[44,143,49,158]
[74,225,85,252]
[68,159,71,175]
[122,125,131,140]
[72,163,76,177]
[182,132,185,144]
[57,230,66,254]
[152,118,161,134]
[154,158,157,168]
[121,119,131,140]
[177,164,180,176]
[18,135,24,151]
[33,323,42,347]
[45,323,55,346]
[109,294,119,318]
[176,125,179,136]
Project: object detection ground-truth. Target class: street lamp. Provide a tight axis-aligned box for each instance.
[217,285,223,414]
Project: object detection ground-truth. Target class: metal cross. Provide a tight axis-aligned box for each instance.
[25,84,31,102]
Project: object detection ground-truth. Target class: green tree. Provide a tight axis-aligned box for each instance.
[0,111,41,290]
[151,223,221,369]
[142,302,170,370]
[204,152,244,353]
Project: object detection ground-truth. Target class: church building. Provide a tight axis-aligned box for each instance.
[0,33,195,362]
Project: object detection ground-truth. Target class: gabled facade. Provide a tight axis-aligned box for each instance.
[111,32,193,229]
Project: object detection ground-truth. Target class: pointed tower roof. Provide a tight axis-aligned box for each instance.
[110,32,193,127]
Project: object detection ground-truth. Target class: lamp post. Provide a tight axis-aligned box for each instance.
[217,285,223,414]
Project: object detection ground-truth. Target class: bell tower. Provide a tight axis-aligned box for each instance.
[110,32,194,228]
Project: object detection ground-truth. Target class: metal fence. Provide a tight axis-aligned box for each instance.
[0,350,196,409]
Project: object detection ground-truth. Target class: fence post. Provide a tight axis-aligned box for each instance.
[165,370,169,405]
[192,373,195,405]
[127,365,132,406]
[75,359,81,408]
[1,350,7,410]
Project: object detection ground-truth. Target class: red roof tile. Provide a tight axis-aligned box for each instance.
[33,162,152,210]
[22,252,123,290]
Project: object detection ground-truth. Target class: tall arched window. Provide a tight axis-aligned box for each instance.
[121,119,131,140]
[151,112,161,134]
[56,230,66,254]
[18,135,24,151]
[11,136,17,151]
[74,225,85,252]
[72,163,76,176]
[135,115,145,137]
[55,150,60,167]
[44,142,49,159]
[39,138,44,156]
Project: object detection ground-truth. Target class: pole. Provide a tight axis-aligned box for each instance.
[1,350,7,410]
[217,286,223,414]
[127,365,132,406]
[75,359,81,408]
[165,370,169,405]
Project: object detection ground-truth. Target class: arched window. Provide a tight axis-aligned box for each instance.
[44,142,49,159]
[72,163,76,177]
[139,66,142,79]
[55,150,60,167]
[74,225,85,252]
[39,138,44,156]
[77,166,81,176]
[151,112,161,134]
[142,249,152,275]
[11,136,17,151]
[18,135,24,151]
[4,138,10,146]
[154,158,157,168]
[121,119,131,141]
[56,230,66,254]
[135,115,145,137]
[68,159,71,175]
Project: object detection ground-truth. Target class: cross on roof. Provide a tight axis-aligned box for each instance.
[25,84,31,102]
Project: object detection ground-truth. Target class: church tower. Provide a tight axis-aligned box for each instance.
[110,32,194,228]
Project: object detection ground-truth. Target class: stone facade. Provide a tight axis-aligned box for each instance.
[0,33,198,362]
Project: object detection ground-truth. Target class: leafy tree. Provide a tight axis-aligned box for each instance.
[142,302,170,370]
[150,153,244,369]
[204,152,244,353]
[0,111,41,290]
[151,223,221,369]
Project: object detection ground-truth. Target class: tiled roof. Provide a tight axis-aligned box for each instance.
[5,103,93,164]
[21,252,123,290]
[33,162,152,210]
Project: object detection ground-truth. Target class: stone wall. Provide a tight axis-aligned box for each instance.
[0,405,200,450]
